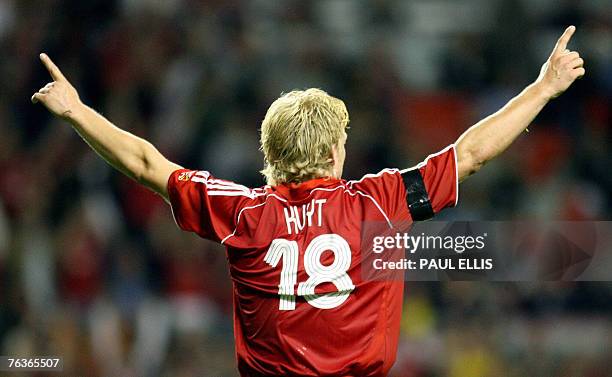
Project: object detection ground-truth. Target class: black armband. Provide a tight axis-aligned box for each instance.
[402,169,434,221]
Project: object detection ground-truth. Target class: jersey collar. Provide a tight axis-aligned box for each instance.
[271,177,343,199]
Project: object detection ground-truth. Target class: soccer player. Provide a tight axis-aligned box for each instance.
[32,26,583,376]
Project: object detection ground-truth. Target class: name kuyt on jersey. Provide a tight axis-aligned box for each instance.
[167,145,458,377]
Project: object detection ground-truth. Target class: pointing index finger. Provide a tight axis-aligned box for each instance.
[552,26,576,57]
[40,53,66,82]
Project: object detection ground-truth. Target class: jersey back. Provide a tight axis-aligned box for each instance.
[167,146,458,376]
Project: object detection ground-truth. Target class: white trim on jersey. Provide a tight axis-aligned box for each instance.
[310,186,394,229]
[191,176,209,184]
[190,172,266,199]
[267,193,288,203]
[220,194,289,244]
[206,183,249,191]
[347,189,393,229]
[399,144,459,207]
[220,201,269,244]
[194,171,210,178]
[208,191,267,198]
[452,144,459,207]
[347,168,399,186]
[186,155,459,245]
[399,144,455,174]
[450,144,459,207]
[307,186,344,196]
[221,184,395,245]
[208,179,250,190]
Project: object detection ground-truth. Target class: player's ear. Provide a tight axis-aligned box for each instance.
[329,143,340,177]
[330,143,338,163]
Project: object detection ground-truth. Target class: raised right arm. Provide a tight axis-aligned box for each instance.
[31,53,181,202]
[453,26,584,181]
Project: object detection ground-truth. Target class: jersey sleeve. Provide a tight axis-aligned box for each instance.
[166,169,256,243]
[402,144,458,219]
[347,168,408,223]
[348,145,458,223]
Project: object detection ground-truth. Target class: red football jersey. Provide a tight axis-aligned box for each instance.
[167,145,458,376]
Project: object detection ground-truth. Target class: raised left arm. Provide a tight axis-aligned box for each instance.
[31,53,182,202]
[455,26,585,181]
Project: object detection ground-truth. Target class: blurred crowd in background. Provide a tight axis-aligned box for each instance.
[0,0,611,376]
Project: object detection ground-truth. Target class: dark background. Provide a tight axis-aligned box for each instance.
[0,0,610,376]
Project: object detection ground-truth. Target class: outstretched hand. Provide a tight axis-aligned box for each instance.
[31,53,82,119]
[536,26,585,99]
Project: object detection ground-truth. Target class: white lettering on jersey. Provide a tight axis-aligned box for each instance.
[283,199,326,235]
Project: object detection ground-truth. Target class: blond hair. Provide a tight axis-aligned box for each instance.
[260,88,349,185]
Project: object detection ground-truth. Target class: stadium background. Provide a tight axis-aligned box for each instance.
[0,0,611,375]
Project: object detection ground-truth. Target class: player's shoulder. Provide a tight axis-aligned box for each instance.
[346,168,402,188]
[171,169,269,200]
